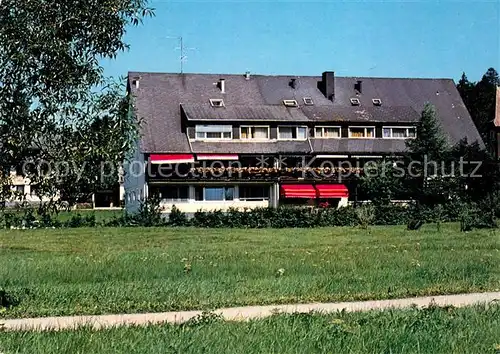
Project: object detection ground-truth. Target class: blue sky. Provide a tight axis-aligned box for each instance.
[102,0,499,82]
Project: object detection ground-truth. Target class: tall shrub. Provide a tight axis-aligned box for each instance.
[168,205,189,227]
[406,104,452,206]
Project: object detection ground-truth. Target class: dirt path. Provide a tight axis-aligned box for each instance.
[2,291,500,332]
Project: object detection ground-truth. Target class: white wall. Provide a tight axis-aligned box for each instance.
[160,200,270,213]
[338,197,349,208]
[123,141,146,214]
[8,175,58,203]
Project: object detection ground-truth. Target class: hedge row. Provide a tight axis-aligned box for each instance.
[168,203,464,229]
[1,199,493,230]
[2,211,98,229]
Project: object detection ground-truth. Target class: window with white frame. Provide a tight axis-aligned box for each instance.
[383,126,416,139]
[303,97,314,106]
[283,99,299,107]
[350,98,361,106]
[278,126,308,140]
[195,125,232,140]
[240,126,270,140]
[348,127,375,138]
[209,99,225,107]
[315,126,341,139]
[195,186,234,201]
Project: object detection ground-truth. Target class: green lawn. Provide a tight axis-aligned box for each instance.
[0,224,499,319]
[1,305,500,353]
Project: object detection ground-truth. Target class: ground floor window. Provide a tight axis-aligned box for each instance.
[239,185,270,201]
[195,186,234,201]
[152,185,189,202]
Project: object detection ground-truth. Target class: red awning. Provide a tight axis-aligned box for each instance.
[197,154,239,161]
[150,154,195,164]
[316,184,349,198]
[280,185,316,199]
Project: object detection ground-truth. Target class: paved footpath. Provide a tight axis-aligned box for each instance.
[2,292,500,332]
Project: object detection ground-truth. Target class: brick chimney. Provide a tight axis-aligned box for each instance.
[218,78,226,94]
[321,71,335,101]
[355,80,363,94]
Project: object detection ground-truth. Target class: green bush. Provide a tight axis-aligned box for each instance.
[269,207,315,228]
[373,205,409,225]
[458,202,497,232]
[356,205,376,229]
[2,198,494,230]
[63,213,97,228]
[315,207,357,227]
[192,209,218,228]
[459,203,476,232]
[168,205,189,227]
[241,207,274,228]
[191,206,360,229]
[134,195,164,227]
[103,197,166,227]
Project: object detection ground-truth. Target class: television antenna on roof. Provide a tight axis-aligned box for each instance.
[166,36,196,74]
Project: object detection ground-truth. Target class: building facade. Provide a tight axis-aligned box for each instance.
[124,71,482,214]
[5,170,125,209]
[6,172,54,205]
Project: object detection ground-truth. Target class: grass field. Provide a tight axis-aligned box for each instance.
[1,305,500,353]
[0,224,499,319]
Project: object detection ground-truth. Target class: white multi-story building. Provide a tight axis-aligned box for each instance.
[124,70,482,214]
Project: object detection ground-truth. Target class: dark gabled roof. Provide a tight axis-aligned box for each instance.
[311,139,407,154]
[190,139,407,155]
[190,141,312,154]
[302,105,420,123]
[182,104,310,122]
[129,72,483,153]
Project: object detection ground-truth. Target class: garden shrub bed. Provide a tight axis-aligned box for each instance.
[0,199,495,230]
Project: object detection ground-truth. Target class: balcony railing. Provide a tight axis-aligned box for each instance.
[148,166,363,181]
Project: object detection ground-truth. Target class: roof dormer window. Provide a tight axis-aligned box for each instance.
[303,97,314,106]
[350,98,361,106]
[210,99,225,107]
[283,99,299,108]
[372,98,382,106]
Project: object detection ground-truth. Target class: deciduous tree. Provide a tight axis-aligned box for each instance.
[0,0,154,208]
